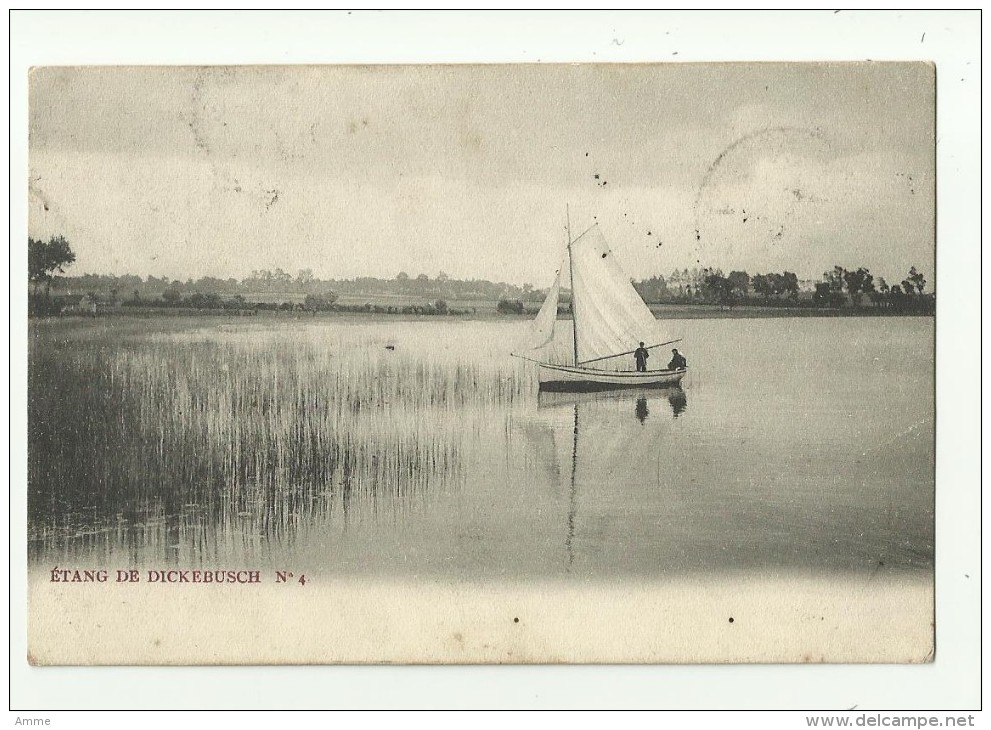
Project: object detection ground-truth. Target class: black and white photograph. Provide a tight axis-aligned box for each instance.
[11,8,980,714]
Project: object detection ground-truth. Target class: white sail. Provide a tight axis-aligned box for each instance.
[569,226,663,365]
[530,270,562,349]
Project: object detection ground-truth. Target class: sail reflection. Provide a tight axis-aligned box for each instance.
[531,385,688,569]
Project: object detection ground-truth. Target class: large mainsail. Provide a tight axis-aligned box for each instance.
[569,225,663,365]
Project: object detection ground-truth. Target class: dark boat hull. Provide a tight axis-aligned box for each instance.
[537,362,687,392]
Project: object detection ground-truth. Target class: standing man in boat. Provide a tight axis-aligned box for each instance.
[634,342,650,372]
[668,348,688,371]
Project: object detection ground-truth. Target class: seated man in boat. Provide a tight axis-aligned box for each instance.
[634,342,649,372]
[668,348,688,371]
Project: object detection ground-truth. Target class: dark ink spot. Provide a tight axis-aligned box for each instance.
[601,253,608,259]
[647,231,652,235]
[728,617,734,623]
[513,617,519,623]
[594,174,600,179]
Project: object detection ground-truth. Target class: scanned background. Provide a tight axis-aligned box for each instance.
[11,8,980,708]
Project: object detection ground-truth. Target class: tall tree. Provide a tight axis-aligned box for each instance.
[752,274,771,302]
[842,267,874,307]
[767,272,785,298]
[727,271,750,299]
[162,281,182,304]
[780,271,800,300]
[812,281,831,306]
[703,271,735,307]
[907,266,926,294]
[28,235,76,296]
[825,266,846,293]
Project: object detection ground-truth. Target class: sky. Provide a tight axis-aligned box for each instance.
[29,63,935,287]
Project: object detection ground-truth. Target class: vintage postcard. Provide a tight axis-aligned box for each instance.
[26,62,936,666]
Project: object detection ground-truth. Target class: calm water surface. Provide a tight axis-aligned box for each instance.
[28,315,934,581]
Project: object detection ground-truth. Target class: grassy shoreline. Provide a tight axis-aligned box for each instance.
[30,303,934,327]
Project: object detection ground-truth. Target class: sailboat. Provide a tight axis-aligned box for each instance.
[518,215,687,392]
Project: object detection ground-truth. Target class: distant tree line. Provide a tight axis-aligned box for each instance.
[56,267,542,304]
[633,267,801,304]
[631,265,932,313]
[129,287,463,316]
[28,235,933,318]
[811,265,932,312]
[698,269,802,308]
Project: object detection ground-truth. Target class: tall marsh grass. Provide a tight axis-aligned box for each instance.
[28,318,534,567]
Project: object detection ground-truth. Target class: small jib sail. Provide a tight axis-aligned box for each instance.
[529,268,562,350]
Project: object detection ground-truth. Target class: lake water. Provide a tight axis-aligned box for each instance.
[28,315,934,583]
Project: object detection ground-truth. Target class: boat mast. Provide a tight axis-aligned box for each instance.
[566,204,578,367]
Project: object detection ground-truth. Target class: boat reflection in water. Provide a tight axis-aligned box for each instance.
[537,384,687,421]
[667,386,687,417]
[635,396,649,424]
[530,384,688,569]
[638,386,688,420]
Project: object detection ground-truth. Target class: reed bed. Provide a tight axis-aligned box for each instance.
[28,318,534,567]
